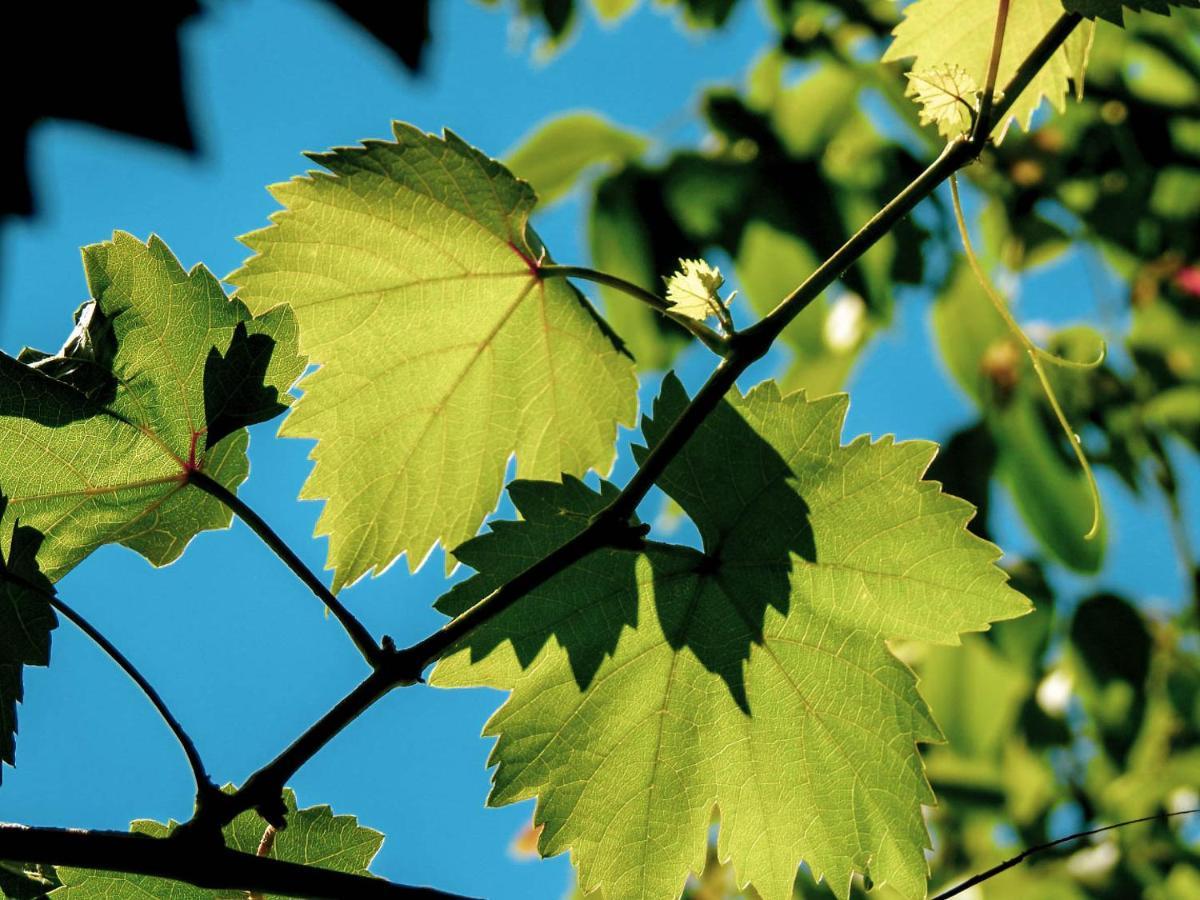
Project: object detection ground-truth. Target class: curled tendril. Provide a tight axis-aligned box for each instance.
[949,174,1103,541]
[1035,341,1107,370]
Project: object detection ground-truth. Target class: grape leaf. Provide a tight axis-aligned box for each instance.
[0,232,304,582]
[478,0,577,46]
[664,258,728,321]
[229,123,638,588]
[0,500,57,784]
[52,788,383,898]
[907,66,980,138]
[883,0,1083,134]
[432,375,1029,900]
[1061,0,1199,24]
[506,111,647,207]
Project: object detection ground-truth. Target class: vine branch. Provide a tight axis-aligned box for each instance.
[188,471,383,666]
[205,669,396,830]
[0,824,470,900]
[193,11,1084,838]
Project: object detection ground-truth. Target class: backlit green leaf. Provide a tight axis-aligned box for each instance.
[230,123,638,589]
[883,0,1082,134]
[907,65,981,138]
[432,375,1028,900]
[0,233,304,582]
[664,257,728,321]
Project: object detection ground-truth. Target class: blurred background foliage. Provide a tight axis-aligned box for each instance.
[487,0,1200,896]
[2,0,1197,897]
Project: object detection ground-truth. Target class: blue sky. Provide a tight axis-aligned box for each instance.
[1,2,1196,898]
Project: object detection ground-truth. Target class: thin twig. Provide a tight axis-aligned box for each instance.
[0,823,469,900]
[931,809,1199,898]
[187,471,382,666]
[209,670,395,831]
[971,0,1012,145]
[190,12,1085,838]
[538,264,730,355]
[41,591,217,808]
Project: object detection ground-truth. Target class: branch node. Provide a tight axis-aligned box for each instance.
[611,520,651,551]
[588,508,650,552]
[725,324,774,365]
[256,795,290,831]
[196,780,226,814]
[962,128,991,160]
[387,648,428,686]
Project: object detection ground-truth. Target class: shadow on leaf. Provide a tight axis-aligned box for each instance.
[203,322,290,449]
[437,373,813,714]
[0,495,57,780]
